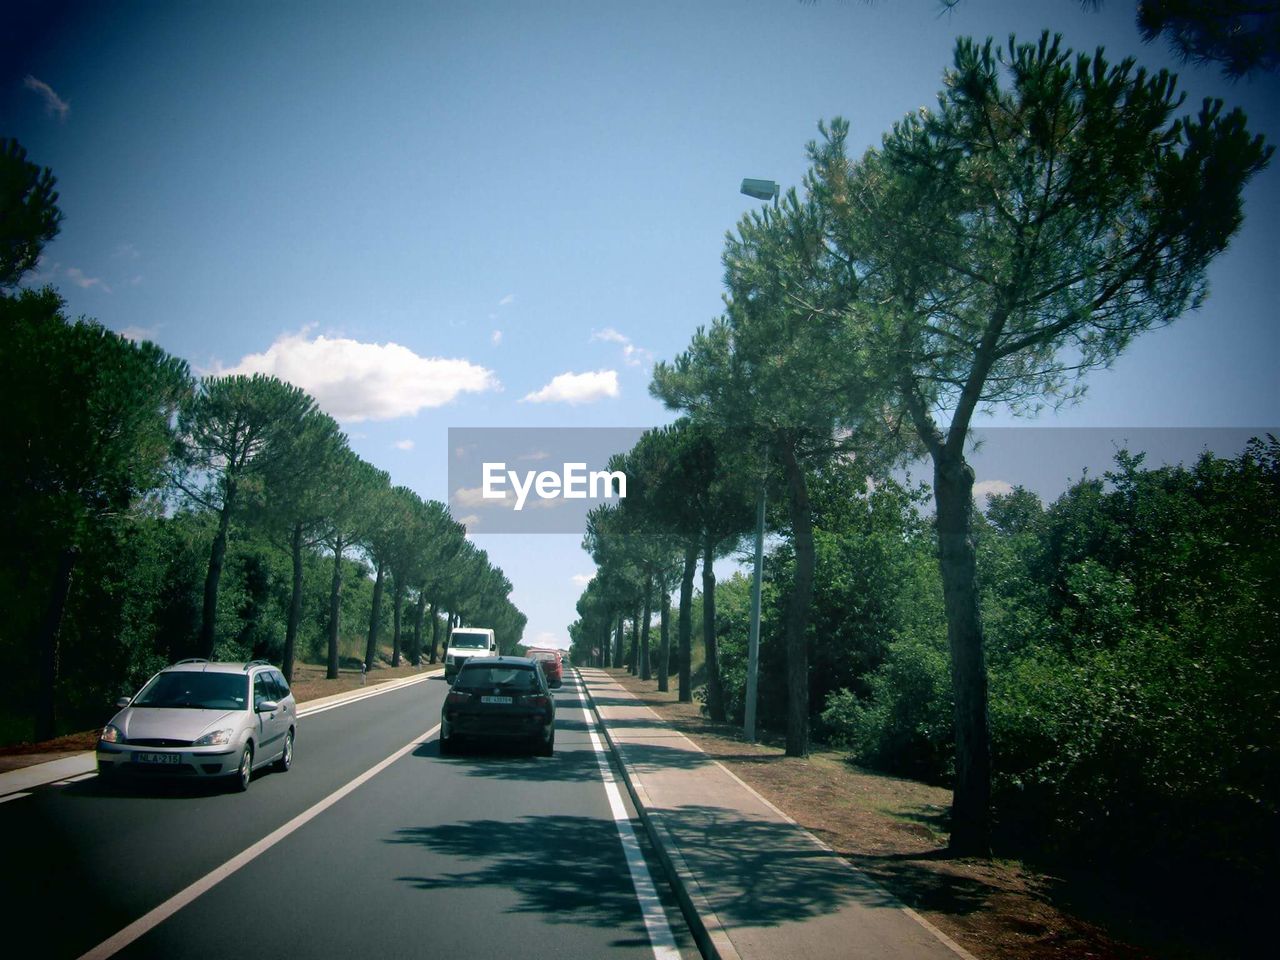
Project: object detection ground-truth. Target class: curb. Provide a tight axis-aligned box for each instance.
[578,667,980,960]
[577,668,739,960]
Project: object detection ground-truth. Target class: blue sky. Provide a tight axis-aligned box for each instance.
[5,0,1278,650]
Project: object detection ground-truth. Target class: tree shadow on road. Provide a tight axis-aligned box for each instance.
[388,814,652,947]
[411,734,716,783]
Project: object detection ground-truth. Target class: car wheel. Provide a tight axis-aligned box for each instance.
[275,729,294,772]
[536,728,554,757]
[439,733,454,755]
[233,744,253,792]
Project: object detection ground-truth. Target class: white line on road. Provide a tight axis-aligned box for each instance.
[51,772,97,786]
[296,670,439,718]
[578,675,681,960]
[78,723,440,960]
[0,791,32,804]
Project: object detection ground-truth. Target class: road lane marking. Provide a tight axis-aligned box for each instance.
[578,676,681,960]
[0,791,31,804]
[51,772,97,786]
[78,723,440,960]
[296,670,439,718]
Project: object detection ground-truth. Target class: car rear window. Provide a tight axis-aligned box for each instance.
[455,665,539,690]
[531,651,558,662]
[134,672,249,710]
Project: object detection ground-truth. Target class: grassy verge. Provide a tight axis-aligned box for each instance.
[0,649,438,772]
[605,667,1255,960]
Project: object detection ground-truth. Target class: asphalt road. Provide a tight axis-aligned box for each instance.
[0,671,696,960]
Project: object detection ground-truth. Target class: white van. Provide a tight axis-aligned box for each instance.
[444,627,497,681]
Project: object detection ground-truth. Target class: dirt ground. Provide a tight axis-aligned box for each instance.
[605,668,1217,960]
[0,659,436,773]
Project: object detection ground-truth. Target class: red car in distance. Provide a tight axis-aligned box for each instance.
[527,648,563,688]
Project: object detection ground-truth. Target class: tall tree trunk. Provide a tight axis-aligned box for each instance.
[197,499,234,658]
[412,591,426,665]
[934,451,992,856]
[429,599,440,662]
[702,531,725,722]
[35,546,78,742]
[613,614,625,669]
[657,583,671,693]
[391,577,404,666]
[599,619,610,668]
[283,521,304,684]
[327,536,344,679]
[678,542,697,703]
[782,440,815,758]
[628,612,640,674]
[640,572,653,681]
[364,558,385,671]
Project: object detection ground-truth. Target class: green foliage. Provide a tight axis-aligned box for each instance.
[0,145,525,742]
[842,442,1280,874]
[0,139,62,290]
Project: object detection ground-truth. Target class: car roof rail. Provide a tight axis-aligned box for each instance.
[243,659,272,671]
[173,657,209,665]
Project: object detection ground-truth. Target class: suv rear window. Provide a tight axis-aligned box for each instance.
[455,665,539,690]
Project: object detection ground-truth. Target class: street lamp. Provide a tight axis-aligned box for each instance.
[739,176,777,743]
[740,178,780,201]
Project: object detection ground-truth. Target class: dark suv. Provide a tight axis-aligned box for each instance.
[439,656,555,756]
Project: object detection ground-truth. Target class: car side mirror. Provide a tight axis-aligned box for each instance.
[116,697,131,708]
[257,700,279,713]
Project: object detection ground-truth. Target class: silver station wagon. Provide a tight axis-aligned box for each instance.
[96,659,296,791]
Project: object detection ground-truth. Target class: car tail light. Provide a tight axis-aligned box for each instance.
[446,691,472,705]
[523,695,549,708]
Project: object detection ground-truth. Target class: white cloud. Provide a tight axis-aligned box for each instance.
[973,479,1014,504]
[571,573,595,586]
[518,450,550,461]
[454,485,515,509]
[221,331,499,422]
[457,514,480,531]
[394,439,415,451]
[522,369,619,405]
[64,266,109,292]
[491,329,503,345]
[118,325,158,343]
[23,75,69,121]
[591,327,629,344]
[498,294,515,306]
[622,343,653,368]
[591,327,652,367]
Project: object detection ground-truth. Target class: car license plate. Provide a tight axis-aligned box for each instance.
[136,752,180,765]
[480,696,512,704]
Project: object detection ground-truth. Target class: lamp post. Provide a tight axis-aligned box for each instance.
[739,177,778,743]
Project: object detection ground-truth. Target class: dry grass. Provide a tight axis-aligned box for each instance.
[0,656,439,773]
[606,669,1154,960]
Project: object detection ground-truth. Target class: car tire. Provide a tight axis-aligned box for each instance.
[233,743,253,792]
[275,729,294,772]
[439,733,454,756]
[536,728,554,757]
